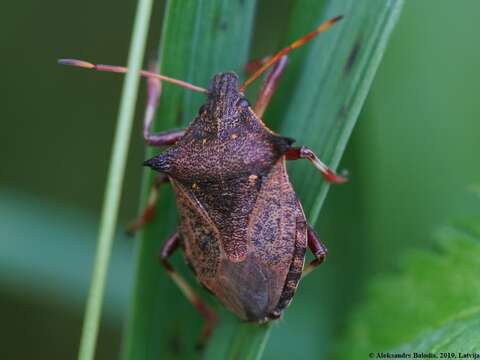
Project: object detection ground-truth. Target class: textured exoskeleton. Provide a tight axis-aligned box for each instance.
[146,73,308,321]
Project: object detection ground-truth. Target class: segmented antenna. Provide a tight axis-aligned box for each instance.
[58,59,208,93]
[240,15,343,91]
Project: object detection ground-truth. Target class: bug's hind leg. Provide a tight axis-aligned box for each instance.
[126,173,169,235]
[250,55,288,117]
[142,62,185,146]
[302,226,327,278]
[160,232,218,347]
[286,146,348,184]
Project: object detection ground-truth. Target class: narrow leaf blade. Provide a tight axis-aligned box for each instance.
[224,1,404,359]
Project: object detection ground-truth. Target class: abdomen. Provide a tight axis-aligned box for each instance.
[173,159,307,321]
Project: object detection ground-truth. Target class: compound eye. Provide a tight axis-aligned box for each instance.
[237,98,250,109]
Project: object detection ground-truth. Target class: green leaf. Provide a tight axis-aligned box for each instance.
[396,316,480,352]
[336,218,480,356]
[225,322,271,360]
[223,1,404,359]
[280,0,404,220]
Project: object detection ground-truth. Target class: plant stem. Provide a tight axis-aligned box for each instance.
[77,0,153,359]
[226,323,272,360]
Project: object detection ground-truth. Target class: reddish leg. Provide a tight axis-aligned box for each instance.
[143,63,185,146]
[286,146,348,184]
[127,174,169,235]
[244,55,272,77]
[160,233,218,345]
[127,65,185,234]
[254,55,288,118]
[302,226,327,277]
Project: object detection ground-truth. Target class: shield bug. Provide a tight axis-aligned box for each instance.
[60,15,346,342]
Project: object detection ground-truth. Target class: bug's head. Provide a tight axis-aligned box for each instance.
[202,72,250,120]
[208,71,239,94]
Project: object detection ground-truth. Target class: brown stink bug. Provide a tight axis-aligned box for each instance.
[60,15,346,342]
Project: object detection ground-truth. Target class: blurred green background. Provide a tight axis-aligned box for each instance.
[1,0,479,359]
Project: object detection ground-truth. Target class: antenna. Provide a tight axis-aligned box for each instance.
[58,59,208,93]
[240,15,343,91]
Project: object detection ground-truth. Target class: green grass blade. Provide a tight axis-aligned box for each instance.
[281,0,404,219]
[122,1,257,359]
[77,0,154,359]
[223,1,404,359]
[225,323,271,360]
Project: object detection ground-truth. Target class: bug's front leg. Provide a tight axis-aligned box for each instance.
[142,63,185,146]
[160,232,218,346]
[286,146,348,184]
[252,55,288,117]
[302,226,327,277]
[127,173,169,235]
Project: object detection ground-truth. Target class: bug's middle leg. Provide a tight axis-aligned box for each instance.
[302,226,327,278]
[252,55,288,117]
[127,173,169,235]
[286,146,348,183]
[142,63,185,146]
[160,232,218,344]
